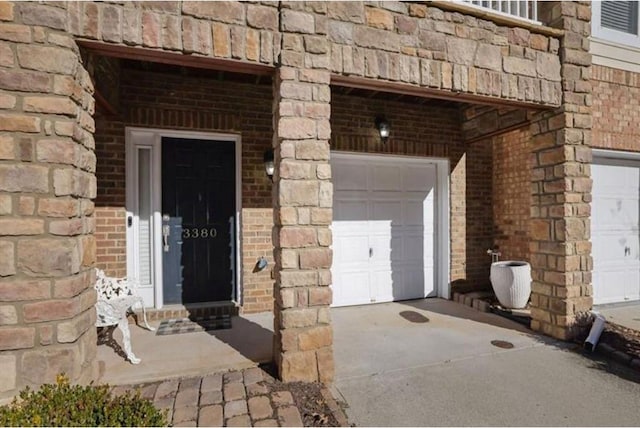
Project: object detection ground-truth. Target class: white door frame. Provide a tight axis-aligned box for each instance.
[330,151,451,300]
[125,127,243,309]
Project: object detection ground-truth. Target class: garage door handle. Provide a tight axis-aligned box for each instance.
[369,248,373,257]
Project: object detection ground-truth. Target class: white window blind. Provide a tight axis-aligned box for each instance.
[137,147,153,285]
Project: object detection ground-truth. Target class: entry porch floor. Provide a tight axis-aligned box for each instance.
[97,311,273,386]
[97,299,541,387]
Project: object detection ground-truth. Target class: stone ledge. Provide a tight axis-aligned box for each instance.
[130,303,239,323]
[593,339,640,374]
[452,291,533,326]
[427,1,565,38]
[320,387,349,427]
[452,291,493,313]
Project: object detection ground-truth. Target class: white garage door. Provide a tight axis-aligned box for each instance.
[592,159,640,304]
[331,153,438,307]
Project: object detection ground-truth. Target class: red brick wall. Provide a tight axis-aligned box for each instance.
[95,68,274,313]
[465,140,494,288]
[95,119,126,277]
[492,128,531,263]
[592,65,640,152]
[331,92,493,290]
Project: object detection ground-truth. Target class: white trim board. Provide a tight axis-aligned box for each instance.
[591,38,640,74]
[593,148,640,163]
[330,151,451,301]
[125,127,243,309]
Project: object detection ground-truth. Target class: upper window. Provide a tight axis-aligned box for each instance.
[458,0,539,23]
[593,1,640,47]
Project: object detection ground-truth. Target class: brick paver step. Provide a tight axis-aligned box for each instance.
[119,367,346,427]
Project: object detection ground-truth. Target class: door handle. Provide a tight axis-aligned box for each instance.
[625,246,631,256]
[162,225,170,252]
[369,247,373,258]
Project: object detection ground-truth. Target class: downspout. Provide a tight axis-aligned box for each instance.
[584,312,606,352]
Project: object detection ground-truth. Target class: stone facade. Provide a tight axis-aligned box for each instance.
[272,3,334,384]
[0,2,97,398]
[528,2,593,340]
[327,2,563,106]
[0,0,603,399]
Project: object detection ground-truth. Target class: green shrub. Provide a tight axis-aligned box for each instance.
[0,374,167,427]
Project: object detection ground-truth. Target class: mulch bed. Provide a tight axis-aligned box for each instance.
[598,321,640,361]
[270,381,340,427]
[262,364,347,427]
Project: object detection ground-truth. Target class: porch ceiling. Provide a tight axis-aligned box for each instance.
[331,85,463,109]
[121,59,273,86]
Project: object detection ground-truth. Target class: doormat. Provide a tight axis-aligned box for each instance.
[155,315,232,336]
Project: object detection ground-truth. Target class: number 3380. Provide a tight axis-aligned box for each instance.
[182,228,217,239]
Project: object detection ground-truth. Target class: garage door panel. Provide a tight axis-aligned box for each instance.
[404,165,436,192]
[405,201,424,226]
[334,271,371,306]
[371,200,402,223]
[370,270,394,303]
[385,268,424,301]
[334,162,367,191]
[371,165,402,190]
[335,234,369,265]
[594,269,629,304]
[335,197,368,216]
[403,234,424,262]
[627,267,640,301]
[369,234,394,262]
[592,160,640,305]
[593,231,635,266]
[592,197,639,231]
[331,154,438,307]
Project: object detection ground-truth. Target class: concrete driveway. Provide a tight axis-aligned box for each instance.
[332,299,640,426]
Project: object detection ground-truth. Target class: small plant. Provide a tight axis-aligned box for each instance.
[0,374,167,427]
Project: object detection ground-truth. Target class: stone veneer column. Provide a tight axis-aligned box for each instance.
[529,1,592,340]
[272,2,334,383]
[0,2,97,400]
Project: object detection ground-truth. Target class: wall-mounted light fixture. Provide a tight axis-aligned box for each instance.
[263,149,275,181]
[375,116,390,144]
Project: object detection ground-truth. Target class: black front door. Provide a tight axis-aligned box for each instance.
[161,137,236,305]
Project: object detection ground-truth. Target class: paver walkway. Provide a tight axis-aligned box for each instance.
[113,367,325,427]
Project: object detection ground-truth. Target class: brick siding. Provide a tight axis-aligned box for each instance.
[95,67,274,313]
[592,64,640,152]
[492,128,531,263]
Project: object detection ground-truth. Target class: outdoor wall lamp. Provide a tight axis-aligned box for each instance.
[375,116,390,143]
[263,149,275,181]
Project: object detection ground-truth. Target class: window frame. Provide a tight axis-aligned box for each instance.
[592,0,640,48]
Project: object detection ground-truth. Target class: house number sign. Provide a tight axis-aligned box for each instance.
[182,227,217,239]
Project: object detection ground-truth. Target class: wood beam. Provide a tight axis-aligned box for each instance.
[94,88,117,116]
[76,40,274,76]
[465,120,531,144]
[330,74,554,110]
